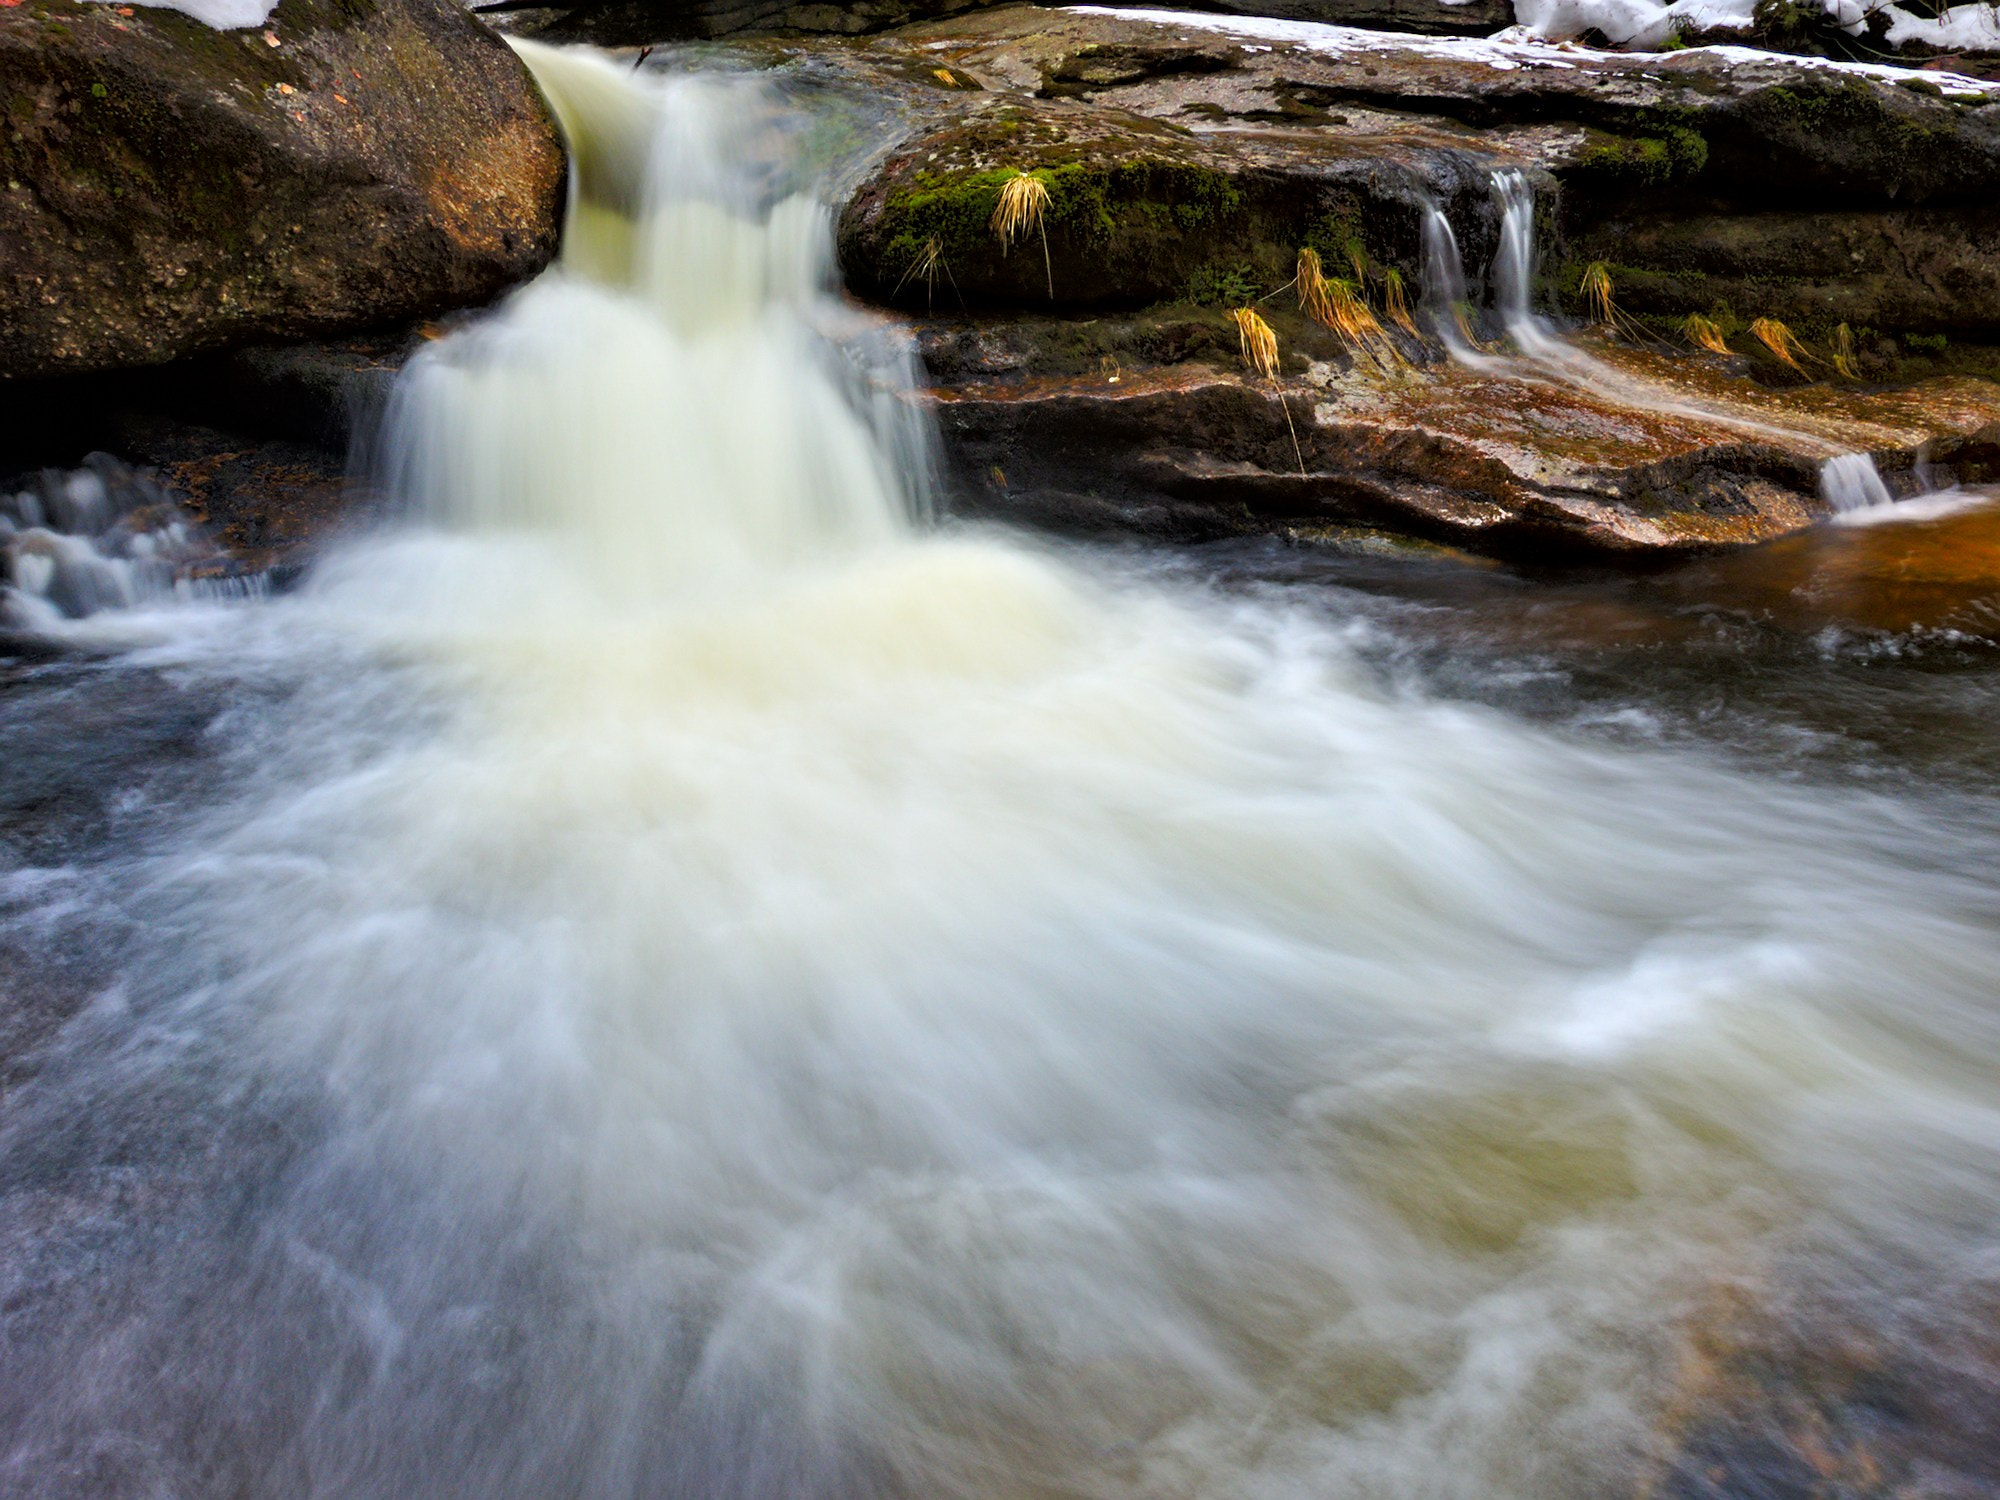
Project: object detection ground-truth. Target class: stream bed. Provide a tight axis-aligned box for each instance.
[4,49,2000,1500]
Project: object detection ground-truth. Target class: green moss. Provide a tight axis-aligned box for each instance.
[1906,331,1948,354]
[1183,261,1258,306]
[1300,210,1366,269]
[877,158,1246,272]
[1573,122,1707,186]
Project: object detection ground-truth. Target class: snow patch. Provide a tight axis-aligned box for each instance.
[86,0,280,31]
[1067,7,1580,69]
[1068,5,2000,91]
[1516,0,2000,52]
[1882,1,2000,49]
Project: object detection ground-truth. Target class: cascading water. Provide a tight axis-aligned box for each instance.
[9,45,2000,1500]
[379,46,932,597]
[1488,168,1557,355]
[1417,201,1491,364]
[1819,449,1897,514]
[0,453,256,632]
[1417,167,1910,504]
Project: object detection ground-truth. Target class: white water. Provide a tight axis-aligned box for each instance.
[1819,449,1897,515]
[0,455,256,632]
[1821,450,2000,527]
[1419,169,1921,512]
[9,45,2000,1500]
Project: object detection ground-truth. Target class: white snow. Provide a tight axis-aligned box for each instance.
[1068,7,1585,69]
[86,0,280,31]
[1066,6,2000,91]
[1515,0,2000,51]
[1882,1,2000,49]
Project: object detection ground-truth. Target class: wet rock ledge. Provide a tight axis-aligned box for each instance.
[795,3,2000,558]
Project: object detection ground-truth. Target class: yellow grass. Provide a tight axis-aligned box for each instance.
[1296,248,1399,363]
[892,235,950,308]
[1750,317,1813,373]
[1233,307,1305,475]
[1579,262,1615,326]
[1682,313,1731,356]
[1832,322,1860,381]
[1327,278,1389,350]
[1380,268,1419,339]
[991,171,1054,299]
[1233,306,1281,380]
[1295,248,1336,326]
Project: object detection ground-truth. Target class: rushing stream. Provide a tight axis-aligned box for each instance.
[5,45,2000,1500]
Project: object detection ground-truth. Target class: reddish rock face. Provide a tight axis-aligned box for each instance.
[0,0,567,379]
[921,313,2000,560]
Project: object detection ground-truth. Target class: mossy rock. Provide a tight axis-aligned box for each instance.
[1563,205,2000,345]
[837,99,1464,310]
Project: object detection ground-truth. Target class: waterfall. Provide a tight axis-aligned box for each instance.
[1418,201,1486,362]
[1820,449,1993,526]
[1488,169,1537,336]
[1488,168,1572,363]
[1820,451,1896,514]
[377,43,933,604]
[1410,167,1908,503]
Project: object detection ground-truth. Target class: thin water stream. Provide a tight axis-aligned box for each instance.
[1423,172,1929,511]
[4,48,2000,1500]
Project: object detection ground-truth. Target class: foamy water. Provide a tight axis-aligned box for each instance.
[4,47,2000,1500]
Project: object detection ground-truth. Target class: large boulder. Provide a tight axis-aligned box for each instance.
[838,93,1515,312]
[0,0,566,380]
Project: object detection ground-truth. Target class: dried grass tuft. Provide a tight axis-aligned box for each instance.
[1579,262,1615,326]
[1381,268,1419,339]
[1233,307,1305,475]
[991,171,1054,299]
[1295,248,1336,327]
[1749,316,1813,373]
[1682,313,1731,356]
[892,234,957,309]
[1295,248,1403,363]
[1327,278,1389,349]
[1832,322,1861,381]
[1233,306,1281,381]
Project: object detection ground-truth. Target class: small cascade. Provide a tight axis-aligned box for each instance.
[1820,451,1896,515]
[1413,166,1913,513]
[1488,168,1598,370]
[1488,169,1537,335]
[1418,202,1482,360]
[0,453,243,631]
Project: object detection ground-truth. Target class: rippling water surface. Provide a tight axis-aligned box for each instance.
[4,50,2000,1500]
